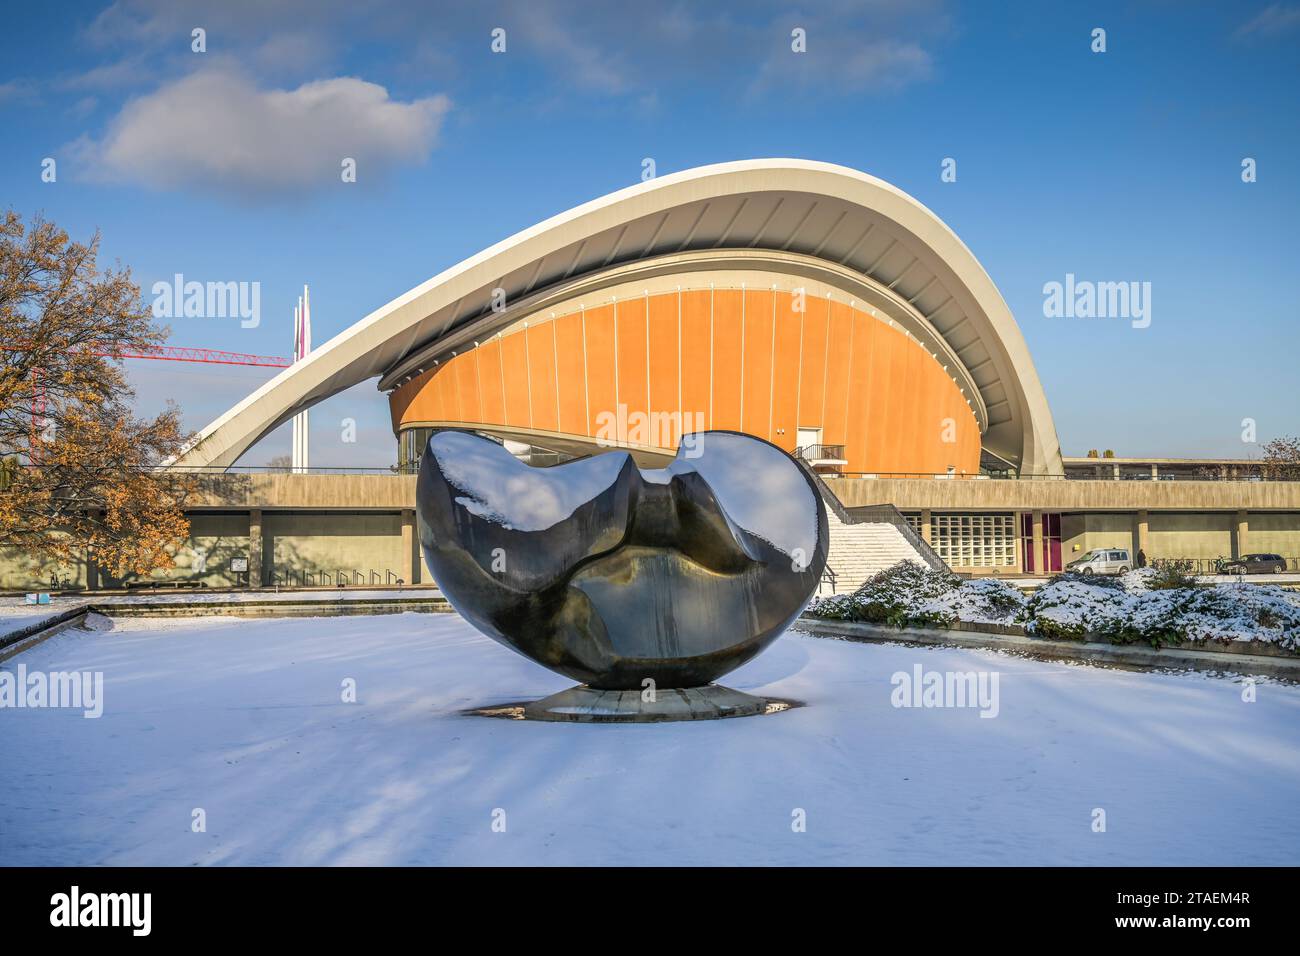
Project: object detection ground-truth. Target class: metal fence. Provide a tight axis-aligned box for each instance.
[828,471,1300,482]
[185,464,417,475]
[794,444,847,462]
[1150,557,1299,576]
[269,567,405,587]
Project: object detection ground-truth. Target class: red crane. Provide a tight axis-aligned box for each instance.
[23,345,292,463]
[109,345,292,368]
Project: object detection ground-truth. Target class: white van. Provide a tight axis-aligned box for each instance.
[1066,548,1132,576]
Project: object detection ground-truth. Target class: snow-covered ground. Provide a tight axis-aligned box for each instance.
[0,604,78,637]
[2,612,1298,866]
[0,590,442,642]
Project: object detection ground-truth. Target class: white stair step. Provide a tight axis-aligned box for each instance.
[819,507,932,594]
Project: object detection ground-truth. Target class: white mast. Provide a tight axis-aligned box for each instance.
[291,285,311,473]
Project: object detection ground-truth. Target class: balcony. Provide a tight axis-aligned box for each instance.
[794,443,848,473]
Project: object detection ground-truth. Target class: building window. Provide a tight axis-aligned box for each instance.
[931,513,1016,568]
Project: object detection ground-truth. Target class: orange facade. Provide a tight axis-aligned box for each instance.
[390,289,982,475]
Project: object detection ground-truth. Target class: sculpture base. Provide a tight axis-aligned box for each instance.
[469,684,796,722]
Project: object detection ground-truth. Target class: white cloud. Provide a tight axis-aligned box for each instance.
[60,56,154,91]
[1235,3,1300,39]
[74,67,450,195]
[750,35,935,96]
[512,3,631,94]
[69,0,947,111]
[0,79,37,104]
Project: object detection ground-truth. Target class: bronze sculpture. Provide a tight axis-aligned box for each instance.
[417,429,827,720]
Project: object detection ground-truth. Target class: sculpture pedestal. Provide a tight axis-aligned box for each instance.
[517,684,791,722]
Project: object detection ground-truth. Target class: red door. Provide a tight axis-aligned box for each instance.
[1021,513,1063,573]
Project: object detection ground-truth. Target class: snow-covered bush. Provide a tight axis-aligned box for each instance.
[1118,562,1195,594]
[1027,575,1300,649]
[1056,569,1126,591]
[1128,584,1300,650]
[808,561,1300,651]
[807,561,1025,629]
[912,577,1026,627]
[805,591,859,620]
[1024,577,1136,641]
[807,560,958,626]
[1117,567,1157,594]
[1146,562,1199,591]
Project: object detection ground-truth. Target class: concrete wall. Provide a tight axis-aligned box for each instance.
[1051,512,1299,564]
[1147,512,1236,560]
[0,507,432,591]
[1059,513,1133,562]
[826,476,1300,512]
[1243,513,1300,558]
[188,473,416,509]
[0,537,91,591]
[262,511,408,586]
[103,513,253,589]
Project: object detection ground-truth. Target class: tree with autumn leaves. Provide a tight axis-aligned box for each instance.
[1,209,193,582]
[1262,436,1300,480]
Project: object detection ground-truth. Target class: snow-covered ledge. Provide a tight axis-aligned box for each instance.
[794,617,1300,681]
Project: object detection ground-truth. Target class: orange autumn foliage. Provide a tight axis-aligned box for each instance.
[0,210,194,577]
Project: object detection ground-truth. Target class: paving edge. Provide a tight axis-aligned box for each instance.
[794,617,1300,680]
[99,599,453,618]
[0,597,453,659]
[0,607,91,661]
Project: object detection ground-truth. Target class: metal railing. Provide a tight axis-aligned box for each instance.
[195,464,417,475]
[828,471,1059,480]
[168,464,1297,483]
[269,567,404,587]
[794,444,847,462]
[1150,556,1298,576]
[826,471,1300,483]
[518,449,570,467]
[795,458,950,573]
[12,455,1295,482]
[820,565,838,594]
[846,504,950,572]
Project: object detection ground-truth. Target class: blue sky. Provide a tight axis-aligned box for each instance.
[2,0,1297,465]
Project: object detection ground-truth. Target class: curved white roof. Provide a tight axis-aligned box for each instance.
[178,159,1063,474]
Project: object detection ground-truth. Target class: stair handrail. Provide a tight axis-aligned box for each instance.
[843,504,948,572]
[796,462,949,573]
[820,565,838,594]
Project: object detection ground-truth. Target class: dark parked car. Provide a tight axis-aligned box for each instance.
[1220,553,1288,575]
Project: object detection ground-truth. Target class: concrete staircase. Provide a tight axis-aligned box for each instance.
[820,506,934,595]
[799,465,949,597]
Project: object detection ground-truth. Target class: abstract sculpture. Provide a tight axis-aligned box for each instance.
[416,429,828,720]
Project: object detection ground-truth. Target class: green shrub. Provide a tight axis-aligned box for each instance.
[806,561,958,627]
[1147,561,1197,591]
